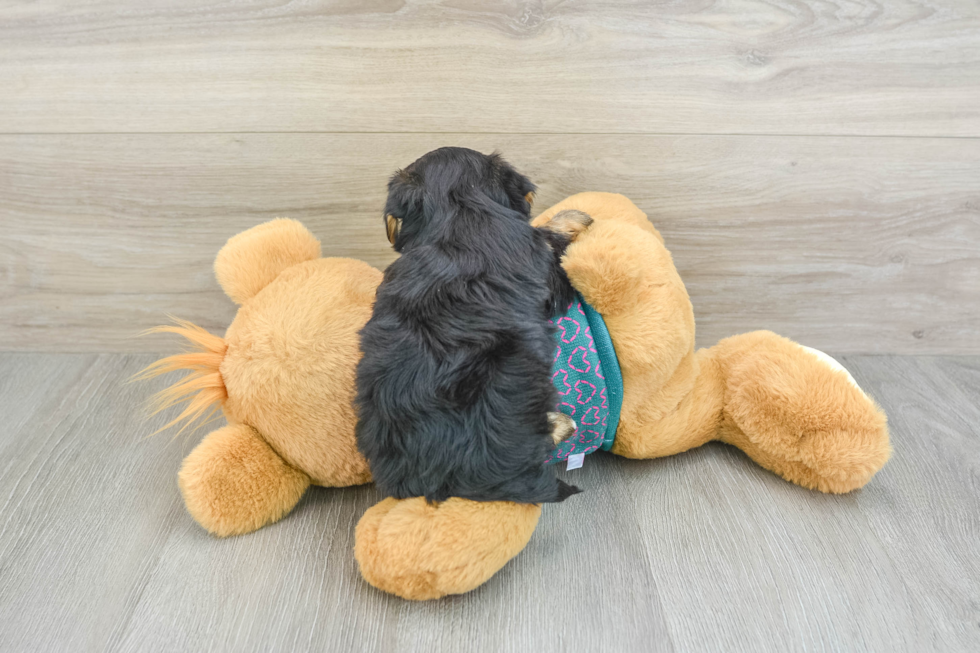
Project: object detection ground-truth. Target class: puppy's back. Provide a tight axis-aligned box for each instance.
[356,148,578,504]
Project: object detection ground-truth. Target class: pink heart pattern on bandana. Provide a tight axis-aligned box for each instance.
[544,297,610,464]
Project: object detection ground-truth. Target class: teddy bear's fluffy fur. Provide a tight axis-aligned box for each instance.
[143,193,890,600]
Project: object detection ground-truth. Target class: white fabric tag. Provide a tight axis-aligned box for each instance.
[566,453,585,471]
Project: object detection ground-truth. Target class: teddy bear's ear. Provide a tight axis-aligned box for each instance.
[214,218,322,304]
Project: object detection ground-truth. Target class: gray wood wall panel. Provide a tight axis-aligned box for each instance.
[1,0,978,135]
[2,134,978,354]
[2,1,979,353]
[1,353,978,651]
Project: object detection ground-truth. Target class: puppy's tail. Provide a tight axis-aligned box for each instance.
[132,318,228,436]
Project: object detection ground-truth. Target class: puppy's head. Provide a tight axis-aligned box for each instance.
[383,147,537,251]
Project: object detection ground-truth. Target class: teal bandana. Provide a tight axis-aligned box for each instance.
[545,294,623,464]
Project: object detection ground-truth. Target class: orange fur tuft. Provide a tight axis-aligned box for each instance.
[134,319,228,436]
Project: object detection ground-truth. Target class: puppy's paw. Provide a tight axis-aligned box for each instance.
[548,412,577,445]
[541,210,594,242]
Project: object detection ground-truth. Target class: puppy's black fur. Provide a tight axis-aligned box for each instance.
[355,147,580,504]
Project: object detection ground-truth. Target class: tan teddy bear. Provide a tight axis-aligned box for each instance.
[143,192,889,600]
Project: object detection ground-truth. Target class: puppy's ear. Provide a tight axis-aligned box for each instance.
[491,154,537,217]
[385,214,402,245]
[384,166,422,250]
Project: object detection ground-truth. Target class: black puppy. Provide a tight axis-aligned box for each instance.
[355,147,590,504]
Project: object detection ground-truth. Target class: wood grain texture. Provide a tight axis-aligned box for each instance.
[1,353,978,652]
[2,133,978,353]
[0,354,187,652]
[1,0,978,135]
[844,355,980,651]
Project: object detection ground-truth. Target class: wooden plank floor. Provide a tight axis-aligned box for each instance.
[1,353,977,652]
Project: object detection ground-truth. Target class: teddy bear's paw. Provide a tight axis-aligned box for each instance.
[178,424,311,536]
[721,333,891,493]
[354,497,541,600]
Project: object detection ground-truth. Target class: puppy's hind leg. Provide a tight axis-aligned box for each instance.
[540,209,594,242]
[548,411,577,445]
[538,209,595,315]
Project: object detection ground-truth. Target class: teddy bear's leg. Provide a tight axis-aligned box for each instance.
[354,497,542,600]
[179,423,311,536]
[609,347,726,460]
[709,331,891,493]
